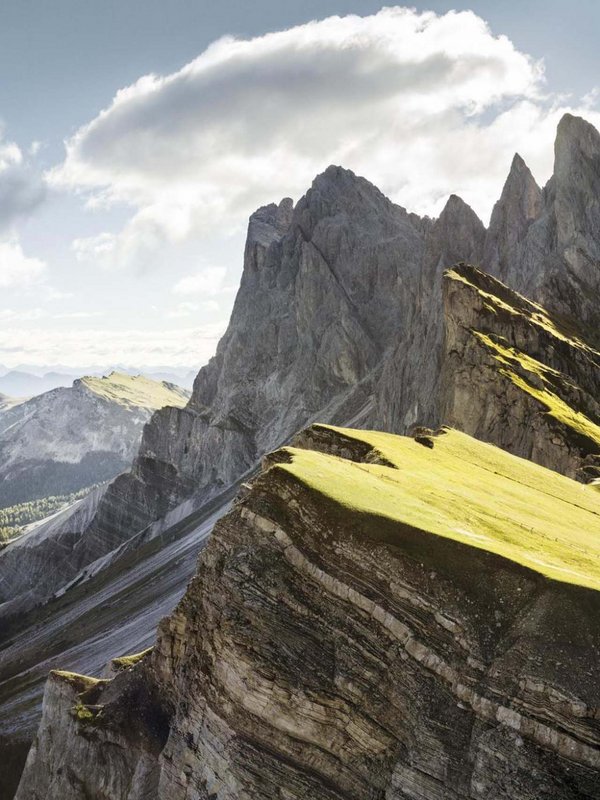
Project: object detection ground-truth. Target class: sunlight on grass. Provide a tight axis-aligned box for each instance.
[81,372,189,410]
[275,426,600,591]
[474,331,600,447]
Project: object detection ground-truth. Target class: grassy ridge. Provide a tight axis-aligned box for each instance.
[276,426,600,591]
[81,372,189,410]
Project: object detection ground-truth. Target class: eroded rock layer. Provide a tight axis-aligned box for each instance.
[18,426,600,799]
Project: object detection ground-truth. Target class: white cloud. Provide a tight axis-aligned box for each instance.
[172,266,227,296]
[0,307,45,322]
[0,134,46,232]
[0,238,46,288]
[49,5,558,266]
[166,302,200,319]
[53,311,102,320]
[45,4,600,279]
[0,322,225,368]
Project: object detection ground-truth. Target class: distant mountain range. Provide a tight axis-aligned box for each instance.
[0,365,197,396]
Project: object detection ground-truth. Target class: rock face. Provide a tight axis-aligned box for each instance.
[485,114,600,337]
[8,113,600,796]
[36,170,482,600]
[17,425,600,799]
[440,263,600,480]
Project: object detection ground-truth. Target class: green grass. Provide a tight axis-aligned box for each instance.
[274,426,600,592]
[111,647,153,671]
[81,372,189,410]
[474,332,600,448]
[71,700,98,722]
[50,670,102,690]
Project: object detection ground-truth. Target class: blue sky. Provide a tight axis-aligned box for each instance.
[0,0,599,368]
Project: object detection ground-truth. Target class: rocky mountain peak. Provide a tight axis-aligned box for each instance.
[546,113,600,330]
[554,112,600,177]
[245,197,294,258]
[437,193,484,234]
[424,195,485,274]
[483,152,543,288]
[500,153,542,215]
[295,164,409,242]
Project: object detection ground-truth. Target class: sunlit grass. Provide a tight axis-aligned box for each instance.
[81,372,189,410]
[275,426,600,591]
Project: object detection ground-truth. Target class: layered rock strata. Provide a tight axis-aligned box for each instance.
[7,113,600,794]
[17,425,600,799]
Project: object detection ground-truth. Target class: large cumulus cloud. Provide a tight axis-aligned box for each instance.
[51,7,599,268]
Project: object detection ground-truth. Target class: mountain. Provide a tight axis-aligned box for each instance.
[5,113,600,797]
[0,393,23,412]
[15,112,600,617]
[16,425,600,799]
[3,170,476,610]
[0,372,190,512]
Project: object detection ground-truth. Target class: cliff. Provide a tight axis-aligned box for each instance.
[0,169,484,619]
[441,263,600,480]
[17,425,600,799]
[40,112,600,594]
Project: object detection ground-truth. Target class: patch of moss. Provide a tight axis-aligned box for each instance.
[111,647,153,672]
[71,700,101,723]
[274,425,600,592]
[474,331,600,448]
[50,670,102,692]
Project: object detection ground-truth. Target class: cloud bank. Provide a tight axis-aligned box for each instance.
[0,322,225,368]
[53,6,596,269]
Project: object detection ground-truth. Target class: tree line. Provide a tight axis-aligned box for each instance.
[0,485,98,542]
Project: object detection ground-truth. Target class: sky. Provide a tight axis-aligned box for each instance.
[1,0,600,370]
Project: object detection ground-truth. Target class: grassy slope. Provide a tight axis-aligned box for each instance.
[276,426,600,592]
[81,372,189,410]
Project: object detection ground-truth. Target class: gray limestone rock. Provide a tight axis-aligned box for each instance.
[440,263,600,479]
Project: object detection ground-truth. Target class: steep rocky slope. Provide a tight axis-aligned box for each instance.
[0,486,232,800]
[441,263,600,480]
[26,169,483,608]
[484,113,600,338]
[0,371,189,509]
[17,425,600,799]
